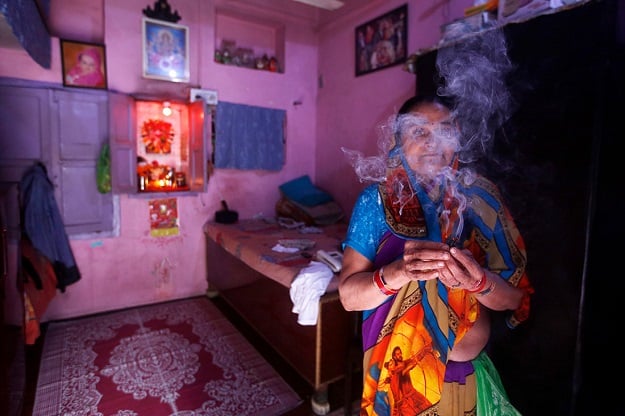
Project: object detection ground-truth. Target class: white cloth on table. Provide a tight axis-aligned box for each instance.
[272,244,299,253]
[289,261,334,325]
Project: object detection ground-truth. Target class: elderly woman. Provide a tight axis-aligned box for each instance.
[339,94,533,416]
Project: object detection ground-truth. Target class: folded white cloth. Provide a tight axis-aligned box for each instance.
[272,244,299,253]
[289,261,334,325]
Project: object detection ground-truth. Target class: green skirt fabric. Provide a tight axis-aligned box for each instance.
[474,352,523,416]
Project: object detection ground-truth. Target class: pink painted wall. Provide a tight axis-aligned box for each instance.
[1,0,471,324]
[315,0,471,213]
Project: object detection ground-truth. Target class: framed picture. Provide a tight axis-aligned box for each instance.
[60,40,108,89]
[355,4,408,77]
[142,17,189,82]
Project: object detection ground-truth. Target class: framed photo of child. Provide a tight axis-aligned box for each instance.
[60,40,108,89]
[142,17,190,83]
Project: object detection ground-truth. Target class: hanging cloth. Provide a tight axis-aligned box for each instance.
[214,101,286,171]
[19,162,81,292]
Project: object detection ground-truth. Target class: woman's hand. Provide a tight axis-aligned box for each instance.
[437,247,484,290]
[372,241,485,292]
[400,240,450,282]
[402,242,483,291]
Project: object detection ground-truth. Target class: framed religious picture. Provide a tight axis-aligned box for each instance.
[142,17,190,82]
[60,39,108,89]
[355,4,408,77]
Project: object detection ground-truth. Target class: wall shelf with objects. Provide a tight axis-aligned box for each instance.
[403,0,590,74]
[214,9,285,73]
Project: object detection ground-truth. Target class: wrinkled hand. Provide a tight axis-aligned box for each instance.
[402,240,449,281]
[440,247,484,290]
[403,241,482,290]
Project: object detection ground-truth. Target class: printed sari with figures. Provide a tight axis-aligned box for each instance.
[351,153,533,416]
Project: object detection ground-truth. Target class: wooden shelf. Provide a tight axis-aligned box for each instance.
[139,185,190,193]
[403,0,591,73]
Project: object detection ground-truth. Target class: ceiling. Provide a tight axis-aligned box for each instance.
[218,0,380,27]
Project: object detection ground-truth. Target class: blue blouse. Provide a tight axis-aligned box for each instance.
[342,184,389,262]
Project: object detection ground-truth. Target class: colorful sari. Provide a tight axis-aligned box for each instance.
[344,154,533,416]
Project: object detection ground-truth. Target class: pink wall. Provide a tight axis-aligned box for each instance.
[1,0,470,324]
[315,0,471,213]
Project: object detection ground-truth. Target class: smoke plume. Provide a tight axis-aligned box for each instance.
[344,26,516,182]
[436,27,516,163]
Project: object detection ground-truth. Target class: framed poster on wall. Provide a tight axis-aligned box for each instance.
[142,17,189,82]
[355,4,407,77]
[60,39,108,89]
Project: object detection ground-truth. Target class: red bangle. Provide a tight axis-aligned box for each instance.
[373,268,398,296]
[476,281,496,296]
[467,272,488,293]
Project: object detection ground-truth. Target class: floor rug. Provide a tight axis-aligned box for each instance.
[32,296,301,415]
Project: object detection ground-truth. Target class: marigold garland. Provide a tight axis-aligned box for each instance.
[141,118,174,154]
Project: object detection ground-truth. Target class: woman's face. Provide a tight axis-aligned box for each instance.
[78,54,97,74]
[398,102,459,179]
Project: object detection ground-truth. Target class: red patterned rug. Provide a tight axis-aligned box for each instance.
[33,297,301,415]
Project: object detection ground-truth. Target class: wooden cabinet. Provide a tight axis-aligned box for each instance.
[0,80,209,241]
[0,84,49,240]
[53,89,113,235]
[0,79,112,239]
[108,93,208,195]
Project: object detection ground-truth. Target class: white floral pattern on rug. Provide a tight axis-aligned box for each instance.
[33,297,300,416]
[100,328,201,404]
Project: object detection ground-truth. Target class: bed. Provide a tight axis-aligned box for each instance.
[203,218,359,415]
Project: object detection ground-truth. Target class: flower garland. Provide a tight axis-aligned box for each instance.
[141,118,174,154]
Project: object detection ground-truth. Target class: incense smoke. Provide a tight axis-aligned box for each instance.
[344,27,515,181]
[436,27,516,164]
[342,27,516,243]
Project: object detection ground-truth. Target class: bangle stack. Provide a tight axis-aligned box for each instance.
[477,281,496,296]
[467,271,496,296]
[373,267,398,296]
[467,272,487,293]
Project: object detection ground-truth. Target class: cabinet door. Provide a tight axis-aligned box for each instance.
[188,100,207,192]
[0,85,52,239]
[0,82,114,238]
[108,91,137,194]
[52,89,113,235]
[0,86,52,171]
